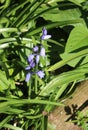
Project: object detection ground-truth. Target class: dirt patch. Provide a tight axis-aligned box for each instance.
[48,80,88,130]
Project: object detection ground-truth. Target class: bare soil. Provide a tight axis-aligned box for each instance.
[48,80,88,130]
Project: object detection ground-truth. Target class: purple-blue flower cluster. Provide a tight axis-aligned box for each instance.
[25,27,51,82]
[25,46,45,82]
[41,27,51,40]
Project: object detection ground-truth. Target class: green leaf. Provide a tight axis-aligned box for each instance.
[3,124,23,130]
[42,8,81,22]
[39,67,88,96]
[0,28,18,33]
[6,107,25,114]
[0,38,17,44]
[0,97,63,107]
[54,83,69,100]
[25,19,83,37]
[0,70,10,90]
[65,25,88,53]
[68,0,86,5]
[16,0,45,27]
[48,49,88,71]
[60,25,88,67]
[48,39,64,47]
[8,99,62,106]
[0,116,12,129]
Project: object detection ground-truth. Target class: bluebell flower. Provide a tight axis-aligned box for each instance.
[33,46,39,52]
[25,66,31,70]
[30,60,35,68]
[25,72,31,82]
[25,59,35,71]
[41,27,51,40]
[33,46,40,64]
[40,47,45,57]
[25,27,51,82]
[42,27,47,35]
[36,54,40,64]
[25,70,45,82]
[37,70,45,78]
[28,54,34,63]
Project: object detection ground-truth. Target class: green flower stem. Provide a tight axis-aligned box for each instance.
[34,63,38,95]
[28,79,32,98]
[35,74,38,94]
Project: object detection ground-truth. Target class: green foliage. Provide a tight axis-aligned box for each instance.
[73,110,88,130]
[40,66,88,96]
[60,25,88,67]
[0,0,88,129]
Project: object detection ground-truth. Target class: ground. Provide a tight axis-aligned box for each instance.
[48,80,88,130]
